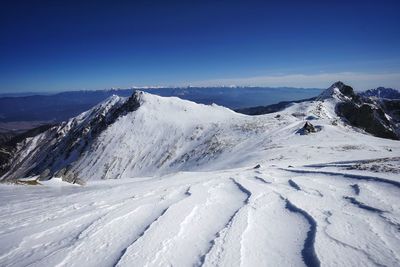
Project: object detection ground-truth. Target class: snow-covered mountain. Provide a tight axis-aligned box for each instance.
[2,91,266,181]
[1,82,400,266]
[331,82,400,140]
[1,82,397,182]
[239,81,400,140]
[361,87,400,99]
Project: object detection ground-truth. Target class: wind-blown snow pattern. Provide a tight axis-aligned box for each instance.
[1,85,400,266]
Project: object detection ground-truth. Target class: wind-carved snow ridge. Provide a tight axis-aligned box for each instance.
[283,168,400,189]
[199,178,251,267]
[288,179,301,191]
[285,199,320,267]
[113,186,192,267]
[253,175,271,184]
[343,196,385,214]
[112,207,170,267]
[322,212,390,267]
[230,178,252,204]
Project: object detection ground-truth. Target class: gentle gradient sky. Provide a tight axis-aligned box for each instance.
[1,0,400,92]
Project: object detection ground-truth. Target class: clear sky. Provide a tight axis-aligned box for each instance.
[1,0,400,92]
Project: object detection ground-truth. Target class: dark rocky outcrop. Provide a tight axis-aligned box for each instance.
[335,82,357,99]
[253,164,261,169]
[336,101,398,140]
[379,99,400,128]
[329,83,399,140]
[297,122,318,135]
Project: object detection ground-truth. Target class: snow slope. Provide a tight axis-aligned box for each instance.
[1,84,400,266]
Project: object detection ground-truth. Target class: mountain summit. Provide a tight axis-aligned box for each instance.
[317,81,357,100]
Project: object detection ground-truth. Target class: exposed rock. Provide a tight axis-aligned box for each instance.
[336,99,399,140]
[297,121,317,135]
[0,124,55,177]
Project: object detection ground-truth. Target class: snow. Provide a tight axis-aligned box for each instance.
[1,91,400,266]
[1,165,399,266]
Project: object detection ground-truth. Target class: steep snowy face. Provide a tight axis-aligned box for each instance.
[1,93,141,182]
[67,93,268,180]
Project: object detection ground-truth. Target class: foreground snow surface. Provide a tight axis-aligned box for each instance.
[1,164,399,267]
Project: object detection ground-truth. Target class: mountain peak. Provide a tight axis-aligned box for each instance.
[317,81,356,100]
[331,81,346,89]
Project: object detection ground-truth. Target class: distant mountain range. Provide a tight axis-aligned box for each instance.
[360,87,400,99]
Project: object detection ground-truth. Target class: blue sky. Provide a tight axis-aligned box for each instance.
[1,0,400,92]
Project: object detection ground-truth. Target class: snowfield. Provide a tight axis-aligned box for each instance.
[1,86,399,266]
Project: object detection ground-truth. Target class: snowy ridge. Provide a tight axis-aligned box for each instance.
[6,85,399,182]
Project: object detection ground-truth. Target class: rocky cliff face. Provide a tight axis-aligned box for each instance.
[0,124,55,177]
[336,101,398,140]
